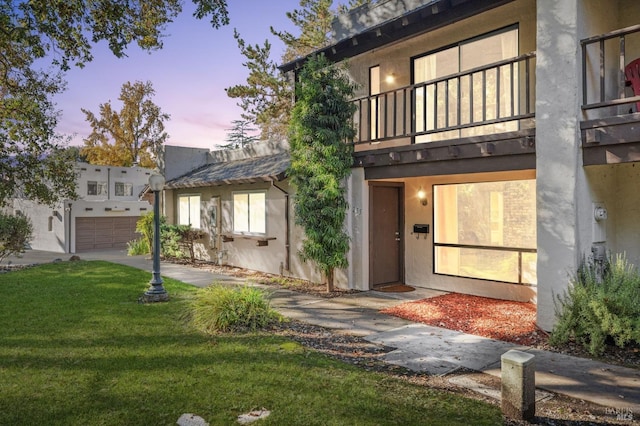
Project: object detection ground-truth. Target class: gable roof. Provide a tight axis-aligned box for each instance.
[165,152,289,189]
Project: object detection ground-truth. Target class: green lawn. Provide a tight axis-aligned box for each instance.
[0,261,502,425]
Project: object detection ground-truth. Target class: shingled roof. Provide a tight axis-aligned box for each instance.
[165,151,289,189]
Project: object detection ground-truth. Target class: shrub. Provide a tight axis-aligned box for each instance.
[0,212,33,264]
[126,238,149,256]
[550,253,640,355]
[160,224,187,260]
[188,285,283,334]
[175,227,206,263]
[135,212,156,255]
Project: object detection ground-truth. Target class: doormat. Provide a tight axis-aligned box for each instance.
[375,284,415,293]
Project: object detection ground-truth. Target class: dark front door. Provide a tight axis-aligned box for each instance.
[370,183,403,288]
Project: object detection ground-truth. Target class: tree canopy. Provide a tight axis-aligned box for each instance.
[221,119,258,150]
[0,0,229,205]
[288,54,356,291]
[228,0,375,142]
[225,31,292,141]
[271,0,334,64]
[81,81,169,168]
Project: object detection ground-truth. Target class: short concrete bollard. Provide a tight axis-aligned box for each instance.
[501,350,535,421]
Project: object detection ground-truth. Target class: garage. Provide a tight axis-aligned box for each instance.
[75,216,140,252]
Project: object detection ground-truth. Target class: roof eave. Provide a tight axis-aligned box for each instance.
[165,172,287,190]
[278,0,516,73]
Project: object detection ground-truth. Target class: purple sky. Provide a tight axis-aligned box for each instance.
[55,0,300,150]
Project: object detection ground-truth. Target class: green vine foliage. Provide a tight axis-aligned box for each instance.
[550,253,640,355]
[135,212,156,255]
[288,54,356,291]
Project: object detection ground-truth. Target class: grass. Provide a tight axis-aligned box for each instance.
[0,261,502,425]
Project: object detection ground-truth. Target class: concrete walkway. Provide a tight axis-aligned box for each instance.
[4,249,640,413]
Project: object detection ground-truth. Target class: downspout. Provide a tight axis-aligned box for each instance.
[66,202,72,253]
[271,181,290,274]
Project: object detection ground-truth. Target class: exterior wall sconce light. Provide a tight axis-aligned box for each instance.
[417,187,428,206]
[385,73,396,84]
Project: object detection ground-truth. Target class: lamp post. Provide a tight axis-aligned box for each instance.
[142,172,169,302]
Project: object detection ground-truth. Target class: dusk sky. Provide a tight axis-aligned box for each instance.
[54,0,301,151]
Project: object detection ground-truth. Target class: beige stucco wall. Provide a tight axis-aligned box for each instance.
[345,0,536,99]
[355,169,537,302]
[169,180,344,286]
[586,163,640,268]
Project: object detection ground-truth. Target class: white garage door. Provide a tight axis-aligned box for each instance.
[75,216,140,252]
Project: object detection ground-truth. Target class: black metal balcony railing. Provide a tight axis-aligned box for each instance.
[351,52,536,145]
[581,24,640,111]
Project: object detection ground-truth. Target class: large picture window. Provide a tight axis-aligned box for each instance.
[434,180,536,285]
[233,191,266,234]
[178,195,201,229]
[413,26,519,142]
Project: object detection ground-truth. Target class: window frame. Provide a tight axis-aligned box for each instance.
[232,190,267,236]
[411,24,520,142]
[177,194,201,229]
[87,180,107,196]
[114,182,133,197]
[432,179,537,286]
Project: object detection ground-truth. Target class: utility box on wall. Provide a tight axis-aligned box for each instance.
[413,224,430,234]
[592,202,607,243]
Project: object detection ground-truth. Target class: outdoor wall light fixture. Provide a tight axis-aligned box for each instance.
[417,187,428,206]
[385,73,396,84]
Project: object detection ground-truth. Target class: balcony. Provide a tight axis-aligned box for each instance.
[580,24,640,165]
[351,53,537,177]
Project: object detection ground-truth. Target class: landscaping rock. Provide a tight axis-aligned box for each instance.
[177,413,209,426]
[237,409,271,424]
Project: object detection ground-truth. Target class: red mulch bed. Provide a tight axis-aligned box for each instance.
[381,293,548,347]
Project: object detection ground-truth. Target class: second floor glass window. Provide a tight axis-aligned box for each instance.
[87,181,107,196]
[115,182,133,196]
[413,26,519,142]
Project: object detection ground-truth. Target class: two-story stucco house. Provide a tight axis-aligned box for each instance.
[15,162,154,253]
[276,0,640,330]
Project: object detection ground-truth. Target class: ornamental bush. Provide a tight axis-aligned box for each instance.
[0,212,33,263]
[550,253,640,355]
[188,285,283,334]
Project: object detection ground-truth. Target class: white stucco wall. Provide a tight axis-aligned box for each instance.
[535,0,591,331]
[14,163,154,253]
[75,162,152,201]
[13,199,67,253]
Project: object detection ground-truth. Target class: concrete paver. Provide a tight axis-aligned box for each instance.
[4,249,640,413]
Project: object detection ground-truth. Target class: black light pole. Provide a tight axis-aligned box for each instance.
[142,172,169,302]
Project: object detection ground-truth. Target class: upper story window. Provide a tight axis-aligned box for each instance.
[233,191,266,235]
[178,194,201,229]
[413,26,519,142]
[87,181,107,196]
[369,65,381,140]
[115,182,133,197]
